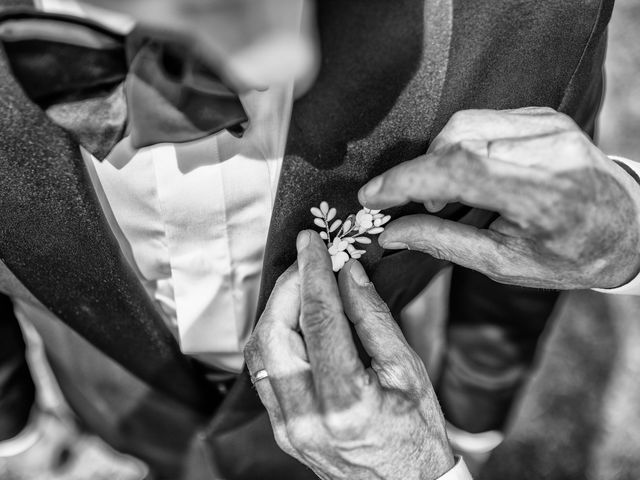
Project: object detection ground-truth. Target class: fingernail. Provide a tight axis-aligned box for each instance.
[296,231,310,251]
[382,241,408,250]
[349,261,370,286]
[360,176,383,200]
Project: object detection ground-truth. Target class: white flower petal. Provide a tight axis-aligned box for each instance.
[328,244,338,255]
[320,201,329,215]
[310,207,323,218]
[329,219,342,232]
[314,218,326,228]
[346,237,356,244]
[338,240,349,251]
[354,237,372,244]
[331,251,350,272]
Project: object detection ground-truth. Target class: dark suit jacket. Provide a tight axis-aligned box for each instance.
[0,0,612,478]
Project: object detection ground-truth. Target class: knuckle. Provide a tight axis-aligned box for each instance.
[243,337,258,359]
[273,430,296,457]
[449,109,478,127]
[483,236,515,280]
[551,111,578,129]
[302,300,335,332]
[321,411,366,440]
[287,421,314,449]
[426,245,455,262]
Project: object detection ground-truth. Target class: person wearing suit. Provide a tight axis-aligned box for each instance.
[0,0,618,478]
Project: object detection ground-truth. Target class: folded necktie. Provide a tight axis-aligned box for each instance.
[0,9,248,159]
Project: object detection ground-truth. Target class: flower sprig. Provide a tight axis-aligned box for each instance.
[311,201,391,272]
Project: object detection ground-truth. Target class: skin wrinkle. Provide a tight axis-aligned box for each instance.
[362,108,640,291]
[247,231,454,480]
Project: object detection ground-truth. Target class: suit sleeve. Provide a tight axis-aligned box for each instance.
[0,293,36,441]
[437,267,559,432]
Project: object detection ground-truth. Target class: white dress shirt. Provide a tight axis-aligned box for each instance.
[82,85,291,373]
[21,0,298,376]
[440,457,473,480]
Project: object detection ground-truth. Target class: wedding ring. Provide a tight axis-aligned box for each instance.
[251,369,269,385]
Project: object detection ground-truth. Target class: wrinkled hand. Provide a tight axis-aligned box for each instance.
[359,107,640,290]
[244,231,454,480]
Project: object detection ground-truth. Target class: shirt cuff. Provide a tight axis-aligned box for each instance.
[436,456,473,480]
[0,412,41,457]
[593,156,640,295]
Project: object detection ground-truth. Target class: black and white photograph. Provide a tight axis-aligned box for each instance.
[0,0,639,479]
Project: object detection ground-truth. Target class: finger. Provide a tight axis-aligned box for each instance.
[338,261,426,392]
[244,342,296,456]
[359,143,542,216]
[379,214,508,277]
[381,215,565,288]
[427,107,571,154]
[296,231,367,411]
[247,264,315,421]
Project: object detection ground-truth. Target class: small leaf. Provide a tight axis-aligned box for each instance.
[381,215,391,225]
[368,227,384,235]
[310,207,323,218]
[320,201,329,215]
[355,237,372,244]
[342,219,352,232]
[351,253,362,259]
[329,219,342,232]
[314,218,326,228]
[346,237,356,244]
[319,231,329,240]
[327,208,337,222]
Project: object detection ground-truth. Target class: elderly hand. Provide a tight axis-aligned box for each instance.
[358,107,640,290]
[244,231,454,480]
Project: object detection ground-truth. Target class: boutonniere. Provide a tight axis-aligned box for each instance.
[311,201,391,272]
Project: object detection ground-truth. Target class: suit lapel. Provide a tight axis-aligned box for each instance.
[209,0,454,453]
[0,22,213,411]
[259,0,454,312]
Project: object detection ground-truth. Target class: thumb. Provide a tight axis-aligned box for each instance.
[338,261,422,390]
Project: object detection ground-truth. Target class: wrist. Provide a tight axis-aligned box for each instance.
[419,432,456,480]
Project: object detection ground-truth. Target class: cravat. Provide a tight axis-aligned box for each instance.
[0,9,248,158]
